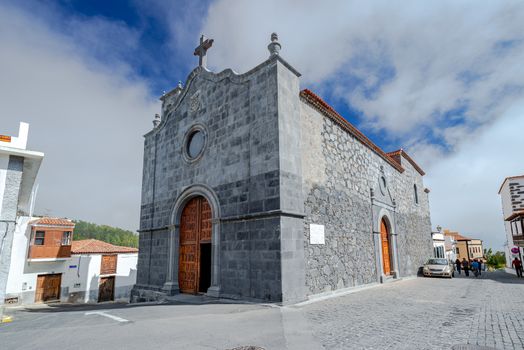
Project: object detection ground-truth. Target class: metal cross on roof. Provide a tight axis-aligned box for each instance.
[194,35,214,68]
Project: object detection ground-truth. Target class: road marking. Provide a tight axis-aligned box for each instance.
[84,311,130,323]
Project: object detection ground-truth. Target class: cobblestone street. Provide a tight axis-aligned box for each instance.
[302,270,524,349]
[1,270,523,350]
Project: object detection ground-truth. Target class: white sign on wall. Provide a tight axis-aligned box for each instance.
[310,224,325,245]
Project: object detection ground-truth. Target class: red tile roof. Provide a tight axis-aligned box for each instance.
[443,230,482,242]
[31,217,75,227]
[498,174,524,194]
[386,149,425,176]
[71,239,138,254]
[300,89,413,174]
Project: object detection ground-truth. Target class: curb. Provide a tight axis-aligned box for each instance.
[1,315,13,323]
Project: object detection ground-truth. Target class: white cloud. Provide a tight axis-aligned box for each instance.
[423,101,524,250]
[0,4,158,230]
[200,0,524,249]
[201,0,524,140]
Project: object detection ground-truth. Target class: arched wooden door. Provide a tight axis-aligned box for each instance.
[179,196,212,294]
[381,218,392,275]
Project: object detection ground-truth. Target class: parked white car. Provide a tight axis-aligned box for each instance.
[423,258,454,278]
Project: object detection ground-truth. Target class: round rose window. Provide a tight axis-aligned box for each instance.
[187,130,205,159]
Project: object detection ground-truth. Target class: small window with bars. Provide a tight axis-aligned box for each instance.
[34,231,45,245]
[62,231,72,245]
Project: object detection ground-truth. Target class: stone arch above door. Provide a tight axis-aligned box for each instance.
[162,184,221,297]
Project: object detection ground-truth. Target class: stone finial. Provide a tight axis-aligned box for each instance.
[267,32,281,56]
[153,113,161,128]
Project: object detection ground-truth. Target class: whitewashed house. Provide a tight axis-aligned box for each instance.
[0,122,43,315]
[444,234,457,262]
[431,230,446,259]
[499,175,524,268]
[5,217,137,305]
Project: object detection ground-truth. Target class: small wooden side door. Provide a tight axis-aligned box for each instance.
[98,276,115,302]
[381,219,391,275]
[35,274,61,303]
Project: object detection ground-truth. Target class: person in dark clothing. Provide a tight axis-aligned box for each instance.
[512,258,523,278]
[455,258,461,275]
[462,258,470,276]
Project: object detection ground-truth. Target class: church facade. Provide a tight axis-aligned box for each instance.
[132,34,433,304]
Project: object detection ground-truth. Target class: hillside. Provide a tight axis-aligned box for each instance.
[72,220,138,248]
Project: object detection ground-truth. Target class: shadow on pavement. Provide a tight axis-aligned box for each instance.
[454,269,524,284]
[11,294,270,314]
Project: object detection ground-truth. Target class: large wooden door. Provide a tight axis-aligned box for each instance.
[35,274,61,303]
[381,219,391,275]
[179,196,212,294]
[98,276,115,302]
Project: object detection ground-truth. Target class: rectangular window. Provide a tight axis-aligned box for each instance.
[100,255,117,275]
[62,231,72,245]
[34,231,45,245]
[456,247,459,254]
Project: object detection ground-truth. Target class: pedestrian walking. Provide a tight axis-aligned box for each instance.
[512,257,523,278]
[472,259,479,278]
[462,258,469,277]
[477,259,482,276]
[455,258,461,275]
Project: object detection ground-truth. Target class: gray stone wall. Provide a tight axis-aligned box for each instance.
[300,102,433,295]
[136,56,305,302]
[0,156,24,309]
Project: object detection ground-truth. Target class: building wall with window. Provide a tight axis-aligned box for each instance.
[5,217,137,305]
[444,229,484,261]
[432,232,446,259]
[0,122,44,312]
[498,175,524,268]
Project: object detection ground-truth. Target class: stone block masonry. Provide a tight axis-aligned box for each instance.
[300,99,433,295]
[133,34,434,304]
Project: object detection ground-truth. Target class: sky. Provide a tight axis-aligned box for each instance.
[1,0,523,250]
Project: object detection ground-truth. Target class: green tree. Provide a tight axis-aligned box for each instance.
[484,248,506,269]
[72,220,138,248]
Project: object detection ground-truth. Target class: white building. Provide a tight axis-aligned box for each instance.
[431,231,446,259]
[499,175,524,268]
[444,234,457,262]
[5,217,138,305]
[0,122,44,315]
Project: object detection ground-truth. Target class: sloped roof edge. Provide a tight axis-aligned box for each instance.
[386,149,426,176]
[300,89,405,174]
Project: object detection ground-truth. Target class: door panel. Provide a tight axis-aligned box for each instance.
[179,197,200,294]
[381,219,391,275]
[98,276,115,302]
[178,196,212,294]
[35,274,61,303]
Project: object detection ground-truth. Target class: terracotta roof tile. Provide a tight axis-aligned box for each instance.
[443,230,482,241]
[386,149,425,176]
[31,217,75,227]
[300,89,406,174]
[71,239,138,254]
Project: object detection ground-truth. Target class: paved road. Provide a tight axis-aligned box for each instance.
[302,270,524,350]
[1,270,523,350]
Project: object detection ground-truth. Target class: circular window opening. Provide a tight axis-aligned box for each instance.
[186,130,205,159]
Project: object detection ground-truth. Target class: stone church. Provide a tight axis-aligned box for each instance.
[132,33,433,304]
